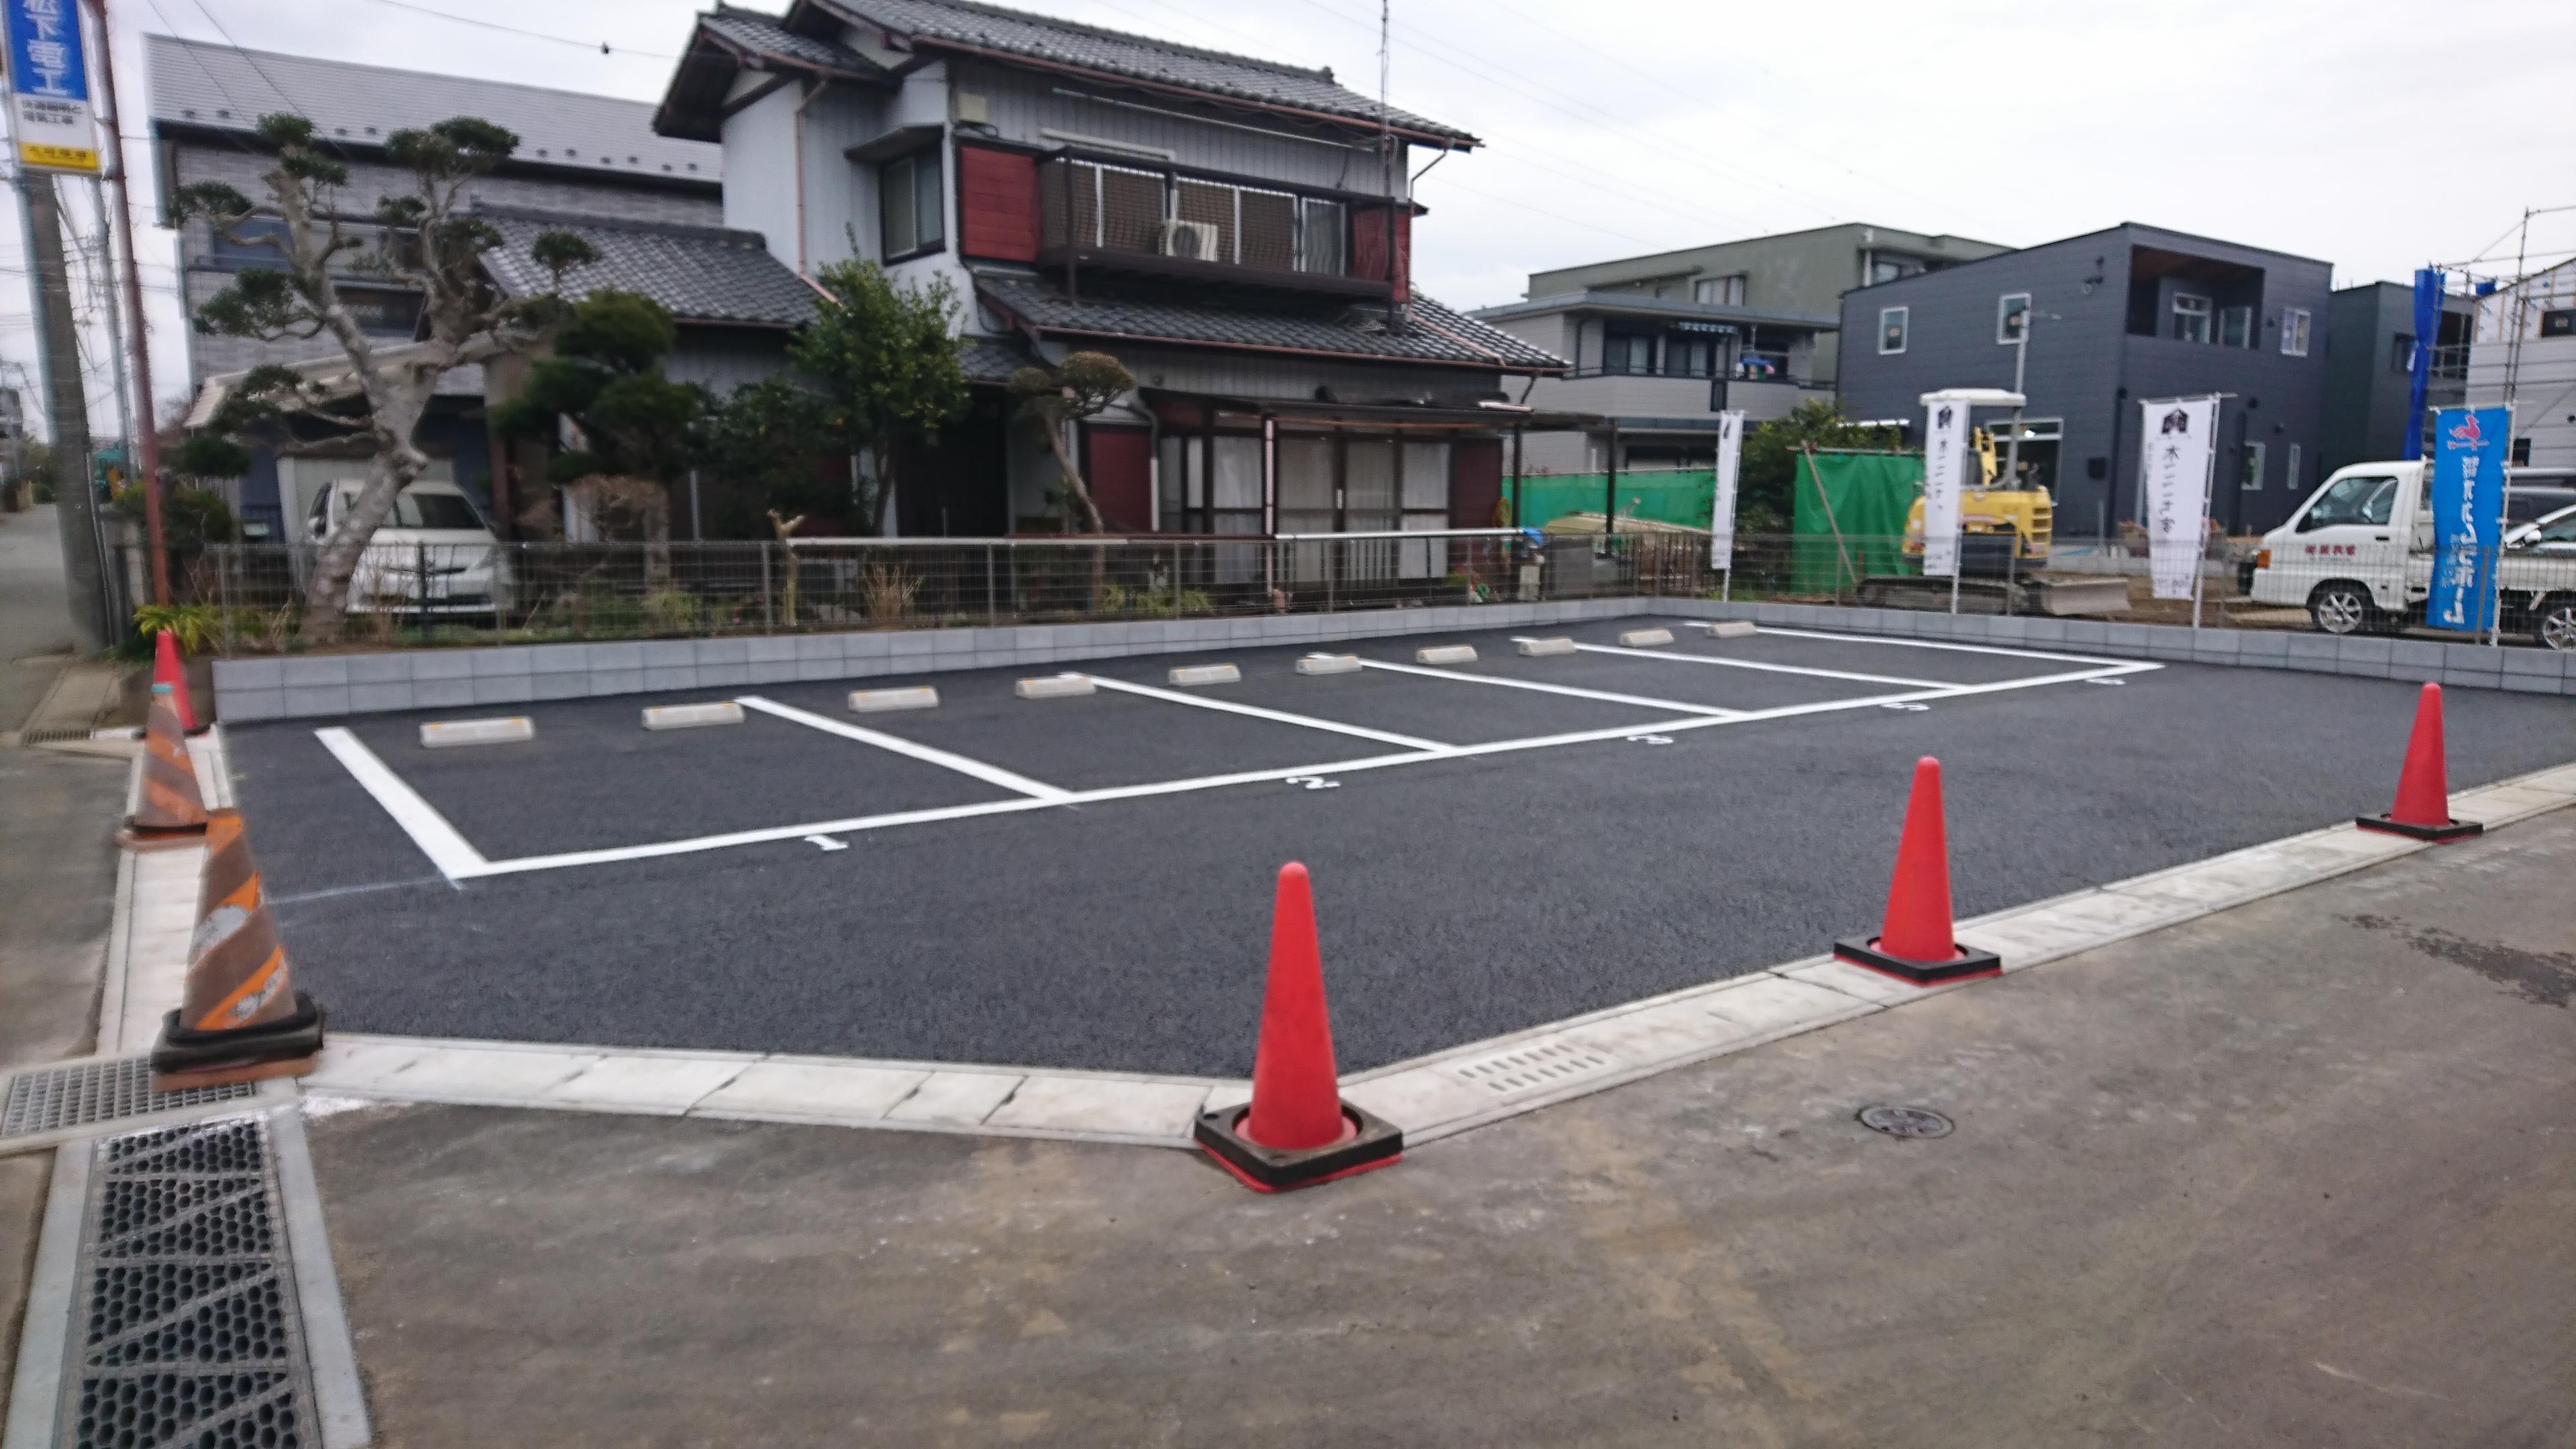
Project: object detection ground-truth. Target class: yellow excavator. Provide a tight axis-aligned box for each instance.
[1901,426,2053,566]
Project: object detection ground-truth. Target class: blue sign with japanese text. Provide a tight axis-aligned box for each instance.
[2427,405,2509,633]
[2,0,98,172]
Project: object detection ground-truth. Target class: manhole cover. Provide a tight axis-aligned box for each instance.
[1857,1105,1952,1138]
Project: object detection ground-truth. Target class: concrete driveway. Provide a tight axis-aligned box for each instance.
[302,808,2576,1447]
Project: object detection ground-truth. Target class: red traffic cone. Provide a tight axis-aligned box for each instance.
[151,808,324,1091]
[1193,863,1402,1192]
[152,629,199,733]
[2357,683,2482,843]
[115,683,209,852]
[1833,757,2003,986]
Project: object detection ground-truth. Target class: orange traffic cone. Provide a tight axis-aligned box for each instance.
[1833,757,2004,986]
[2356,683,2483,843]
[1193,863,1402,1192]
[150,808,324,1091]
[152,629,200,733]
[116,682,209,851]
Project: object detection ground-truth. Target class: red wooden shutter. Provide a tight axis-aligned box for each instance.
[1351,205,1412,303]
[1448,437,1503,528]
[957,146,1039,262]
[1082,425,1153,533]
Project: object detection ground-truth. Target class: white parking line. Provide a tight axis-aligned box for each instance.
[1084,674,1451,752]
[1752,625,2131,668]
[1355,656,1746,718]
[735,696,1073,802]
[332,656,2159,880]
[313,728,490,881]
[1523,637,1949,688]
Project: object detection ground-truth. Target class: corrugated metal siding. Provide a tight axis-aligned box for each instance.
[171,146,720,229]
[800,83,895,272]
[146,34,718,180]
[667,327,797,396]
[723,83,807,272]
[961,62,1394,199]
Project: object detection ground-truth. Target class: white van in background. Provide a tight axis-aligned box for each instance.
[305,478,511,616]
[2248,461,2576,649]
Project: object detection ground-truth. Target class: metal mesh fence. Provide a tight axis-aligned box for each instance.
[130,527,2576,655]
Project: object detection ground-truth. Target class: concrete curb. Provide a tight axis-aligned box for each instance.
[145,727,2576,1150]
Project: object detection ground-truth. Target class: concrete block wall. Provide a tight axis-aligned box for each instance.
[1653,599,2576,696]
[209,596,2576,722]
[209,598,1652,722]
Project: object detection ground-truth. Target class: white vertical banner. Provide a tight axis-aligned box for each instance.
[1920,397,1970,578]
[1708,409,1745,571]
[2139,396,2220,600]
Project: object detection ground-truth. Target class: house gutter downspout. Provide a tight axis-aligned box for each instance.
[794,76,831,276]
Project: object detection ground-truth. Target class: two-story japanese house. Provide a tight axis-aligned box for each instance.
[653,0,1571,539]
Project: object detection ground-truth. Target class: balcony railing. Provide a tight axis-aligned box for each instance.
[1034,155,1391,299]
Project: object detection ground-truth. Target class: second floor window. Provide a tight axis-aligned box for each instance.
[1998,292,2030,343]
[1666,335,1717,378]
[2281,307,2312,356]
[2171,292,2211,343]
[339,286,423,337]
[881,151,945,261]
[1695,274,1746,305]
[1603,332,1654,374]
[2390,333,2416,374]
[2219,305,2252,348]
[1878,306,1907,354]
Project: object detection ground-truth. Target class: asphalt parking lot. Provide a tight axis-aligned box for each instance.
[221,619,2576,1075]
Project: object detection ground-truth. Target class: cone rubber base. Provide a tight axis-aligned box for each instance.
[151,991,325,1078]
[152,1053,317,1094]
[2355,814,2483,844]
[116,820,208,853]
[1193,1101,1402,1193]
[1833,936,2003,987]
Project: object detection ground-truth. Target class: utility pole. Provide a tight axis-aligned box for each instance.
[87,0,167,602]
[17,172,112,651]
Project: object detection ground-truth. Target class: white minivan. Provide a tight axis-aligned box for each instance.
[304,477,511,616]
[2249,461,2576,648]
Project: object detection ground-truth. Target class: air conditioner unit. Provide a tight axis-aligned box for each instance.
[1157,218,1220,262]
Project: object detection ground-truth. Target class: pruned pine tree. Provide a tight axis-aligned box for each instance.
[174,113,598,641]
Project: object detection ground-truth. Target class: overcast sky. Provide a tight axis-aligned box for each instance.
[5,0,2572,440]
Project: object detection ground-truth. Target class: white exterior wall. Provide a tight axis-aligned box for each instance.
[721,77,808,274]
[2471,263,2576,472]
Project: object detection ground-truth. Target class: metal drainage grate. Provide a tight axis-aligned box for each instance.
[1858,1105,1953,1139]
[2,1058,262,1141]
[1447,1040,1619,1097]
[63,1116,319,1448]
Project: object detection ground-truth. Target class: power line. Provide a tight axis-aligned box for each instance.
[352,0,678,62]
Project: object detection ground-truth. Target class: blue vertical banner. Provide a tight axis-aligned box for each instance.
[2426,405,2509,633]
[1,0,99,173]
[2401,268,2442,461]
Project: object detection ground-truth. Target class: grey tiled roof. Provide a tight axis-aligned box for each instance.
[700,9,884,76]
[814,0,1475,144]
[975,276,1566,371]
[146,34,720,184]
[478,207,820,327]
[957,333,1034,383]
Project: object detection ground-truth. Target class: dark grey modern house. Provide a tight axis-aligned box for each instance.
[2320,280,2473,475]
[1834,223,2332,538]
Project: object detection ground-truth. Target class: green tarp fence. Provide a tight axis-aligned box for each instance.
[1499,470,1715,531]
[1790,451,1922,593]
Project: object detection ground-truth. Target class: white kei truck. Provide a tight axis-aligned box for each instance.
[2247,460,2576,651]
